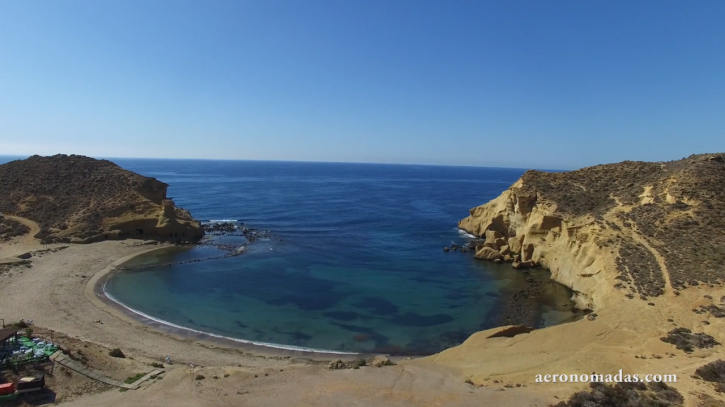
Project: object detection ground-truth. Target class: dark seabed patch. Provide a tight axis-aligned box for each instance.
[331,322,390,348]
[265,292,346,311]
[484,267,584,328]
[332,322,378,334]
[411,276,450,284]
[323,311,361,322]
[399,329,474,355]
[391,312,454,327]
[272,328,313,344]
[445,291,474,301]
[437,329,474,347]
[353,297,399,316]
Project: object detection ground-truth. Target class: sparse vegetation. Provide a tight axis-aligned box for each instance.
[519,160,664,217]
[6,319,29,329]
[697,304,725,318]
[660,328,720,353]
[695,360,725,393]
[74,349,89,365]
[124,373,145,384]
[552,381,683,407]
[615,239,664,297]
[109,348,126,358]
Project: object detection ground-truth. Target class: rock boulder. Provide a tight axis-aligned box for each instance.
[371,355,393,367]
[522,243,535,262]
[475,247,503,261]
[507,237,522,254]
[328,359,346,370]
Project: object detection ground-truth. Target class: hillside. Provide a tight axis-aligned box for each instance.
[459,153,725,310]
[0,154,203,243]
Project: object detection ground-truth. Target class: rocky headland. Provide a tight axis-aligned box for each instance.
[0,154,204,244]
[459,153,725,311]
[415,154,725,405]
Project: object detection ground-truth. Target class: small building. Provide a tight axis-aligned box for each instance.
[0,329,18,352]
[16,375,45,394]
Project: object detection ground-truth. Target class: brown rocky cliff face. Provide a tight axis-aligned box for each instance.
[0,154,203,243]
[459,153,725,311]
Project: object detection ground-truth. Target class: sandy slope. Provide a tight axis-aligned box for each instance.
[62,363,554,407]
[423,286,725,405]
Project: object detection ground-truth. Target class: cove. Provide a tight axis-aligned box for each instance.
[103,160,580,355]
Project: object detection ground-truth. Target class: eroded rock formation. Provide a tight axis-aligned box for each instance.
[459,154,725,310]
[0,154,203,243]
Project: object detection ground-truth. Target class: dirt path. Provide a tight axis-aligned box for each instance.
[51,352,163,389]
[0,215,41,258]
[6,214,40,244]
[605,198,672,292]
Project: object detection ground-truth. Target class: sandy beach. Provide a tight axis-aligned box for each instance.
[1,217,724,406]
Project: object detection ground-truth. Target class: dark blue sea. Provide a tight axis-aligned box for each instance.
[2,157,577,354]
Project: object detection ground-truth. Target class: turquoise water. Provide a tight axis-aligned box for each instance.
[91,159,577,355]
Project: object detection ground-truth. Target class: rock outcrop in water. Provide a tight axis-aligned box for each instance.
[0,154,203,243]
[459,153,725,310]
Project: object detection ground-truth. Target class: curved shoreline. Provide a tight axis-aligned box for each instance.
[86,240,581,360]
[84,243,374,360]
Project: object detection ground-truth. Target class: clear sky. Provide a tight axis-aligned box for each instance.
[1,1,724,169]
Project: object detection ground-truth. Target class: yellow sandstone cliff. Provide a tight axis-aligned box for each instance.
[458,154,725,311]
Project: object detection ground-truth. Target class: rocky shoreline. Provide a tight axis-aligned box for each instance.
[445,229,539,270]
[115,222,272,271]
[444,232,580,330]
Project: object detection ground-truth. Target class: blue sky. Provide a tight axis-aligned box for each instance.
[1,1,723,169]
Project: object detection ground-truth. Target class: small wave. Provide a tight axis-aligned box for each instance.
[456,228,477,239]
[102,284,358,355]
[206,219,240,223]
